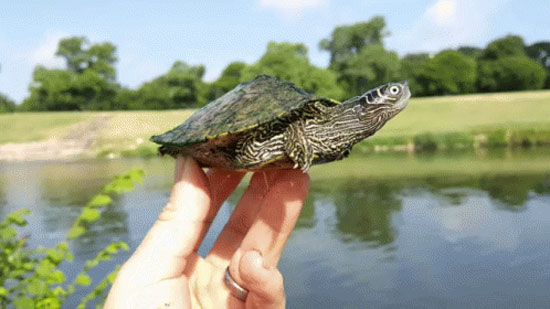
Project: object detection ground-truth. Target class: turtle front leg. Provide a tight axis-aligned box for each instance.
[283,119,314,172]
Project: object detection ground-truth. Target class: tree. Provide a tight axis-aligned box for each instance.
[319,17,402,96]
[320,16,389,66]
[457,46,483,58]
[416,50,477,96]
[112,88,139,110]
[476,35,546,92]
[477,56,546,92]
[22,66,118,111]
[334,44,401,95]
[206,61,247,100]
[134,61,207,109]
[23,36,119,111]
[482,35,526,60]
[525,41,550,68]
[400,53,430,96]
[526,41,550,89]
[56,37,117,81]
[0,93,16,113]
[242,42,343,99]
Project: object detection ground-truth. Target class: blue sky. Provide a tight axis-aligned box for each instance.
[1,0,548,102]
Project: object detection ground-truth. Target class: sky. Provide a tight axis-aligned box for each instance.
[0,0,549,102]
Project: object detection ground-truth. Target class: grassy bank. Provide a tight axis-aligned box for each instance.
[358,90,550,152]
[0,112,93,144]
[1,90,549,158]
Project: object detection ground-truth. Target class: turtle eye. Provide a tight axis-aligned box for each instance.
[389,86,400,96]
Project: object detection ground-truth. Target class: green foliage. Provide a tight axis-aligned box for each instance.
[6,28,550,112]
[457,46,483,58]
[132,61,208,109]
[486,129,508,147]
[120,144,157,158]
[56,37,117,81]
[399,53,430,96]
[69,168,144,238]
[22,67,119,111]
[335,44,401,96]
[207,61,248,100]
[482,35,526,60]
[22,36,119,111]
[477,56,546,92]
[438,132,475,150]
[0,169,143,307]
[320,16,389,65]
[320,16,398,97]
[413,133,438,152]
[526,41,550,89]
[416,50,477,96]
[0,93,16,113]
[242,42,344,99]
[526,41,550,69]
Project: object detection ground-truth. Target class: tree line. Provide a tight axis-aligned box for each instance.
[1,16,549,112]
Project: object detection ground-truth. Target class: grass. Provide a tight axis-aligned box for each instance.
[0,112,93,144]
[92,110,194,158]
[1,90,550,157]
[359,90,550,151]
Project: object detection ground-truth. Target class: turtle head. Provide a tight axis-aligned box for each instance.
[350,81,410,127]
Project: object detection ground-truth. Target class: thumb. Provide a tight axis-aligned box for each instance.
[238,250,285,309]
[123,156,211,283]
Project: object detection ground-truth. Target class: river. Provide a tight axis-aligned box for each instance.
[1,149,549,308]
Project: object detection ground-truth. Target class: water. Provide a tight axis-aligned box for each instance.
[1,151,550,308]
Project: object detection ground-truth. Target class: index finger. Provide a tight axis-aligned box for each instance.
[233,170,310,269]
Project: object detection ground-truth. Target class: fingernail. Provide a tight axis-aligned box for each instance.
[249,249,266,269]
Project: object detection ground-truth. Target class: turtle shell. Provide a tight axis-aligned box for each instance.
[150,75,321,147]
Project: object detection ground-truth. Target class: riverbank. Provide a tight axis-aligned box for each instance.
[1,90,549,161]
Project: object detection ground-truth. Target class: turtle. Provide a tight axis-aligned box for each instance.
[150,75,410,171]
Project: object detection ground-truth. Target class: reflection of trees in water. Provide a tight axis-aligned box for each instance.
[315,179,403,247]
[479,175,531,211]
[39,175,109,206]
[309,172,550,248]
[224,180,316,230]
[534,174,550,194]
[423,173,550,211]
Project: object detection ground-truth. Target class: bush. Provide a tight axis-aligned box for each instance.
[121,144,158,158]
[486,129,508,147]
[438,132,474,150]
[0,169,144,308]
[413,133,438,151]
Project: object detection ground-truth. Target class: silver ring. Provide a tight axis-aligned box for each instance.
[224,267,249,301]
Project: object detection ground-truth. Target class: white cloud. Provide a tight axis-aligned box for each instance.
[437,198,520,252]
[260,0,328,19]
[27,33,65,69]
[388,0,510,54]
[426,0,457,26]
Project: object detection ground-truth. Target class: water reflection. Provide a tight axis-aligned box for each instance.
[1,153,550,308]
[317,179,402,246]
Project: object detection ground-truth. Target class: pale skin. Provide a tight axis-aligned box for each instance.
[105,156,310,308]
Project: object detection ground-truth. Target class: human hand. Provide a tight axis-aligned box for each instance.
[105,156,310,308]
